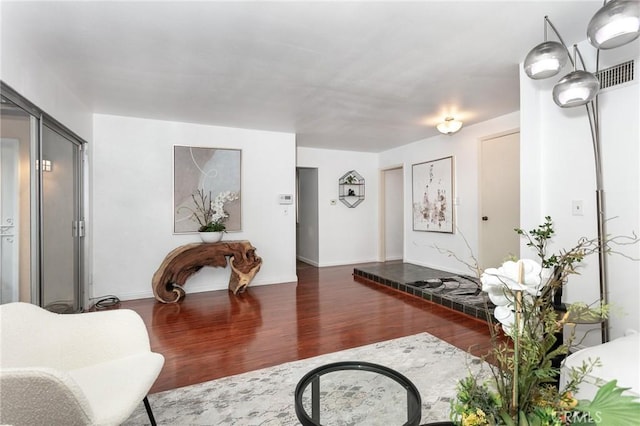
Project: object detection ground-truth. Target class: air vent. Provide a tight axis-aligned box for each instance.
[596,60,635,90]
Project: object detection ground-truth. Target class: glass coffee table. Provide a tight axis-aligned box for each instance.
[294,361,422,426]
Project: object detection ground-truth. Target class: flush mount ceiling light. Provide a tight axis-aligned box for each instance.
[436,117,463,135]
[587,0,640,49]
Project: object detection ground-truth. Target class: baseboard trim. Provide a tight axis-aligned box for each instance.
[296,255,319,266]
[112,275,299,302]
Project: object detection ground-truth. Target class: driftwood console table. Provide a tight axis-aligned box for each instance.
[152,240,262,303]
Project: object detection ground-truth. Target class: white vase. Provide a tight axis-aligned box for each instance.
[199,231,223,243]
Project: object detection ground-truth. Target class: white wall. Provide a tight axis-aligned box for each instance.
[297,147,379,266]
[379,112,520,274]
[92,114,297,301]
[1,31,93,308]
[0,35,92,141]
[520,41,640,340]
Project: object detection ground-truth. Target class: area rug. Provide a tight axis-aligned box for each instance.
[123,332,490,425]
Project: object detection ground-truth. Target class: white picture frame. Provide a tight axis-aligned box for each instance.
[173,145,241,233]
[412,156,454,233]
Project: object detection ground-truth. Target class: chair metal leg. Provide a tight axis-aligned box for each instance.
[143,396,157,426]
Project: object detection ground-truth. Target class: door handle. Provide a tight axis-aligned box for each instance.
[482,216,488,221]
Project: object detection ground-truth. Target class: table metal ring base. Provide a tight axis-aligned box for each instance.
[294,361,422,426]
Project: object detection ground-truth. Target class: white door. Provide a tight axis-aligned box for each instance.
[479,131,520,270]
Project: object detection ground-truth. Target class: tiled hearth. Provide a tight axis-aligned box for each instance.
[353,262,493,321]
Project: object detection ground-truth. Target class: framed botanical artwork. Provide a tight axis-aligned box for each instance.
[412,156,454,233]
[173,145,241,233]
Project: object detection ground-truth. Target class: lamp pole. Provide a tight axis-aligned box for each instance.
[528,17,611,343]
[586,95,609,344]
[522,0,639,342]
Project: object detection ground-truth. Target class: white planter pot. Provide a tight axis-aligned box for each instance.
[199,231,223,243]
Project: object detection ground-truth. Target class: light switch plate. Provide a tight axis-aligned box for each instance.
[572,200,584,216]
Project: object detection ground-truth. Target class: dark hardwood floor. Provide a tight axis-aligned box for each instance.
[120,262,494,394]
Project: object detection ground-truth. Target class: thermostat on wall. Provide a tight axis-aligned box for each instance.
[279,194,293,205]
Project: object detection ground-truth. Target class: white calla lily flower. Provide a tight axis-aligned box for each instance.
[481,259,552,333]
[485,286,512,307]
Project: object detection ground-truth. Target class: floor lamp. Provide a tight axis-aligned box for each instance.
[522,0,639,344]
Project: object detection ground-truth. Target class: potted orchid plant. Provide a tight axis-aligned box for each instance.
[179,188,238,242]
[449,217,639,425]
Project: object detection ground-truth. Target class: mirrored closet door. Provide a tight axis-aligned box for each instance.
[41,124,84,313]
[1,83,85,312]
[0,96,37,305]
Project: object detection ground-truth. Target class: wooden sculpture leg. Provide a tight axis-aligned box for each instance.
[229,255,262,294]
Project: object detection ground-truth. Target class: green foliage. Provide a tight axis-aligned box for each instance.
[515,216,591,275]
[450,217,640,425]
[573,380,640,425]
[198,221,225,232]
[450,373,503,425]
[515,216,556,268]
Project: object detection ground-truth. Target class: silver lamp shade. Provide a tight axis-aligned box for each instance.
[524,41,569,79]
[552,70,600,108]
[587,0,640,49]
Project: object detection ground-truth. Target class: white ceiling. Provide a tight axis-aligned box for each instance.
[1,1,602,152]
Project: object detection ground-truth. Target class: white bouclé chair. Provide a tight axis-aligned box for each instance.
[560,330,639,400]
[0,302,165,426]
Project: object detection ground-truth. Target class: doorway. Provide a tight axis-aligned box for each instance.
[296,167,319,266]
[381,167,403,261]
[479,131,520,269]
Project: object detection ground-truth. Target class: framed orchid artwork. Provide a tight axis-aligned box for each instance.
[173,146,241,233]
[412,156,454,233]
